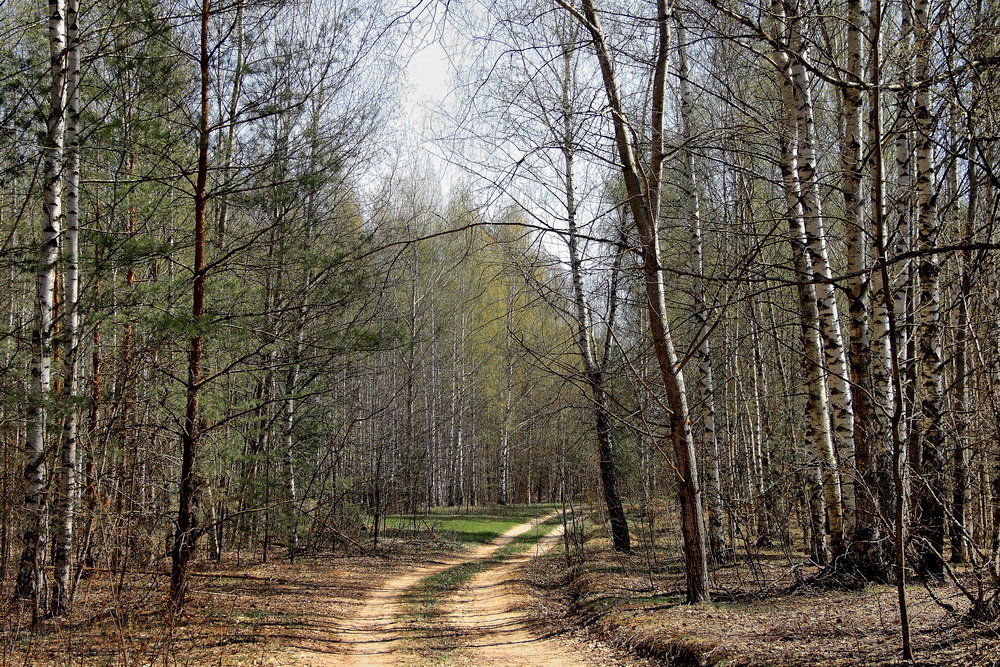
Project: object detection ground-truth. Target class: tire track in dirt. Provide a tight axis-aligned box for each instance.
[334,512,560,665]
[443,523,611,666]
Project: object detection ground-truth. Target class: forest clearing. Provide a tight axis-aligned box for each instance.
[4,0,1000,663]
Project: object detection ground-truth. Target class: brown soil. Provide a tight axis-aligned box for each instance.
[332,511,588,665]
[1,514,631,665]
[443,522,630,666]
[526,537,1000,666]
[0,553,414,665]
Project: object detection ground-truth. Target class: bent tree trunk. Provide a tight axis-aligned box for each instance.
[557,22,630,552]
[569,0,710,602]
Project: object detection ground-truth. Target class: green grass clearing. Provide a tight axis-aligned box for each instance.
[381,503,562,545]
[402,512,569,620]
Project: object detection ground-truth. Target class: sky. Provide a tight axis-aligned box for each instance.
[397,5,461,199]
[403,40,452,121]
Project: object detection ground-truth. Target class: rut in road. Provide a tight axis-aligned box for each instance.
[335,511,566,665]
[442,522,607,666]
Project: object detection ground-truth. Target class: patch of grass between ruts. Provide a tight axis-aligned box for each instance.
[402,513,568,620]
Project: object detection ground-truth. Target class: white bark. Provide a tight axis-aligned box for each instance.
[52,0,81,614]
[774,3,844,553]
[17,0,67,606]
[892,0,914,418]
[677,20,727,561]
[912,0,945,576]
[283,322,304,558]
[787,9,857,539]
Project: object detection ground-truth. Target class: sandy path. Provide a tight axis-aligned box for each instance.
[444,523,607,666]
[333,512,560,666]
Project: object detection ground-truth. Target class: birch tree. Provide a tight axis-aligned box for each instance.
[838,0,885,575]
[911,0,946,578]
[51,0,82,615]
[677,18,728,563]
[16,0,67,613]
[774,1,844,557]
[786,2,858,546]
[557,26,631,549]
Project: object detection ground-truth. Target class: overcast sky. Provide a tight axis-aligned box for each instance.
[395,2,463,199]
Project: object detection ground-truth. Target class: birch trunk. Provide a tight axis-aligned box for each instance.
[557,21,630,552]
[678,20,727,562]
[911,0,945,578]
[16,0,67,609]
[283,323,304,560]
[869,6,913,650]
[868,44,895,549]
[894,0,915,453]
[774,6,844,555]
[52,0,81,614]
[787,10,857,541]
[214,0,244,244]
[498,354,513,505]
[840,0,883,575]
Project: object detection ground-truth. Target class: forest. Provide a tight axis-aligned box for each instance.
[1,0,999,663]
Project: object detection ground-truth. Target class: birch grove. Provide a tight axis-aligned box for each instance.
[2,0,1000,656]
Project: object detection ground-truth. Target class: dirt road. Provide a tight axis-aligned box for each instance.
[443,522,609,666]
[318,513,616,666]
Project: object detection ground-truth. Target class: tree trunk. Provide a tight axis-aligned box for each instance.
[950,152,975,564]
[558,21,630,552]
[911,0,945,578]
[678,20,727,563]
[787,8,857,543]
[774,3,844,557]
[570,0,710,602]
[52,0,81,614]
[16,0,67,612]
[869,11,913,651]
[283,319,304,559]
[170,0,211,604]
[840,0,884,577]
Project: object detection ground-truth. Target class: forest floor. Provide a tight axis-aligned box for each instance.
[5,506,1000,665]
[0,505,633,665]
[523,514,1000,666]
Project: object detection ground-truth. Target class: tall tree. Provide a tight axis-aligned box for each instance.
[51,0,82,615]
[677,18,727,563]
[553,17,631,553]
[170,0,212,603]
[773,0,844,557]
[911,0,946,578]
[561,0,711,602]
[16,0,67,614]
